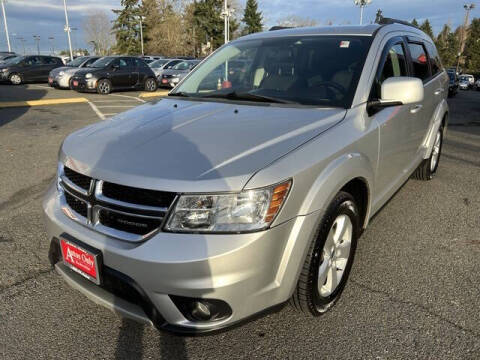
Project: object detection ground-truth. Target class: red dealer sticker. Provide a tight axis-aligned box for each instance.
[60,238,100,284]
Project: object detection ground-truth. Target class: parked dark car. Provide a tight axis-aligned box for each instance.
[160,60,200,88]
[48,56,100,89]
[0,55,63,84]
[447,71,458,97]
[70,56,158,94]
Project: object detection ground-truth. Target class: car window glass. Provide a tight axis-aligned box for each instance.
[44,57,58,64]
[84,58,98,66]
[119,58,129,68]
[425,42,441,76]
[371,42,408,99]
[408,43,430,81]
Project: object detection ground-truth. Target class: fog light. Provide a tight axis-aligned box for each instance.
[170,295,232,322]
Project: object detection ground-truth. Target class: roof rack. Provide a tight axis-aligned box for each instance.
[269,26,293,31]
[377,17,419,29]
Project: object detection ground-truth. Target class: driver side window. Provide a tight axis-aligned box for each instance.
[371,43,408,99]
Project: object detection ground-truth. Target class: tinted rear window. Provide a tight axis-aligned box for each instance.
[408,43,430,81]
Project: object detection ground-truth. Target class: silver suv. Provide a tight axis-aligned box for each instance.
[43,20,448,334]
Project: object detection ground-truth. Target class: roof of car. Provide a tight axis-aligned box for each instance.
[236,22,428,42]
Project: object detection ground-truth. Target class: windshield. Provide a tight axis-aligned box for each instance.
[3,56,24,65]
[172,36,372,107]
[67,57,87,67]
[150,59,169,68]
[90,57,114,68]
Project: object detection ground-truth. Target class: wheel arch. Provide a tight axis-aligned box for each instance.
[423,99,449,159]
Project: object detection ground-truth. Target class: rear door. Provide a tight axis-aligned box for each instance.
[40,57,62,81]
[405,41,434,154]
[369,37,418,198]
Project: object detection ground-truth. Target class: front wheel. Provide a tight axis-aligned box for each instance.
[412,126,443,181]
[9,73,22,85]
[144,77,158,92]
[96,79,112,95]
[290,191,360,316]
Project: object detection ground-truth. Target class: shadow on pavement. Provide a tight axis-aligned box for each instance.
[114,319,145,359]
[0,87,47,127]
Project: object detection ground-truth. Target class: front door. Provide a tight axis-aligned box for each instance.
[110,58,131,88]
[369,39,420,201]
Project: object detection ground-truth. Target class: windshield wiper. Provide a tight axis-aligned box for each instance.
[202,91,297,104]
[168,91,191,97]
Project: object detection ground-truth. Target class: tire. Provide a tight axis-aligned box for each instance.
[291,191,360,316]
[412,126,443,181]
[144,77,158,92]
[9,73,22,85]
[96,79,112,95]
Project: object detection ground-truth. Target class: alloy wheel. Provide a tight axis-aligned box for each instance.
[10,74,21,85]
[317,214,353,297]
[146,79,156,91]
[98,81,110,94]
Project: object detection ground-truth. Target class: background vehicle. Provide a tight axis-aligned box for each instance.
[70,56,158,94]
[447,70,458,97]
[0,55,63,84]
[0,52,18,64]
[141,55,164,63]
[48,56,100,89]
[159,59,200,88]
[44,21,448,334]
[459,74,474,88]
[459,79,469,90]
[149,58,183,78]
[475,79,480,91]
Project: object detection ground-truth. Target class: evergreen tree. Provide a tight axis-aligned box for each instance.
[194,0,226,50]
[435,24,459,67]
[112,0,141,54]
[242,0,263,34]
[420,19,434,40]
[464,18,480,71]
[411,18,419,27]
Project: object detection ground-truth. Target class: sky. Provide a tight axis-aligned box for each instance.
[0,0,478,55]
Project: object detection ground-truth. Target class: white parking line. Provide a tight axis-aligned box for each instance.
[87,101,106,120]
[108,93,146,103]
[30,84,53,90]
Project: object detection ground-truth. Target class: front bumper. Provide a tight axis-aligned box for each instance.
[49,74,72,88]
[70,77,98,92]
[43,181,320,333]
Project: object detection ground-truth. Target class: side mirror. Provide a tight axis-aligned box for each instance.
[368,77,424,112]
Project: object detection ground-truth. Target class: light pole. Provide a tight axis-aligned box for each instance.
[63,0,73,61]
[354,0,372,25]
[33,35,40,55]
[1,0,11,52]
[456,3,475,73]
[17,36,25,55]
[48,36,55,55]
[221,0,235,44]
[138,16,145,56]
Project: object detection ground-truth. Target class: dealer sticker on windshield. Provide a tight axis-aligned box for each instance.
[340,41,350,48]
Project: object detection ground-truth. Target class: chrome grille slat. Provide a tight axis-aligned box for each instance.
[59,164,175,242]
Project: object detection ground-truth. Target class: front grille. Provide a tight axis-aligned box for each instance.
[59,169,176,242]
[64,167,91,192]
[98,209,162,235]
[64,192,88,218]
[102,181,175,208]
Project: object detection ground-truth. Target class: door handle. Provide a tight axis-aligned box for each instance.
[434,88,444,95]
[410,104,423,114]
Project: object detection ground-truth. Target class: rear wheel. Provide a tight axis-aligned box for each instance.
[291,191,360,315]
[96,79,112,95]
[412,126,443,181]
[9,73,22,85]
[144,77,157,92]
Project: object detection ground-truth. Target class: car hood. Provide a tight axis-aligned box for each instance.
[73,67,104,77]
[61,98,345,192]
[50,66,79,76]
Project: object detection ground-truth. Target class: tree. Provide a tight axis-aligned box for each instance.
[435,24,459,67]
[411,18,419,27]
[242,0,262,34]
[420,19,434,40]
[194,0,225,50]
[83,11,115,55]
[112,0,141,54]
[277,15,318,28]
[464,18,480,71]
[374,9,383,24]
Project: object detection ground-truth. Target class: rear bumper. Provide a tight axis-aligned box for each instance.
[43,181,320,333]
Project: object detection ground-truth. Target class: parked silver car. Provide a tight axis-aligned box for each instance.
[43,20,448,334]
[48,56,100,89]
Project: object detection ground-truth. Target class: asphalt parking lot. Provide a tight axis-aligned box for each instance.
[0,84,479,359]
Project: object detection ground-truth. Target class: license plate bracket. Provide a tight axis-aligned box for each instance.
[60,234,102,285]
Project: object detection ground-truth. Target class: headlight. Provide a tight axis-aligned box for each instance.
[58,71,65,77]
[1,68,8,72]
[165,180,291,233]
[85,73,93,79]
